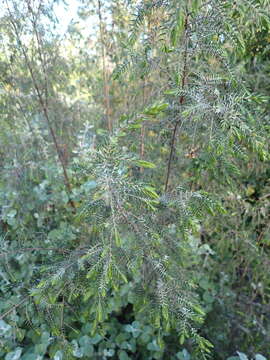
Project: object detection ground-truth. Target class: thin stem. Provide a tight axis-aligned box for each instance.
[164,11,190,192]
[6,1,75,211]
[98,0,112,133]
[0,296,29,321]
[140,79,146,173]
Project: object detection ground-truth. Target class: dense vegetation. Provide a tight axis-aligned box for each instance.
[0,0,269,359]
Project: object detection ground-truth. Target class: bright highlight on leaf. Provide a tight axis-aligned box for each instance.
[134,160,156,168]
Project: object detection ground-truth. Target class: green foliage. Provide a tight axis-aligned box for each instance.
[0,0,269,359]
